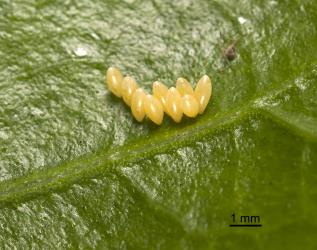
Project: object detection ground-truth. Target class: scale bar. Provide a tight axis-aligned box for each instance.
[229,224,262,227]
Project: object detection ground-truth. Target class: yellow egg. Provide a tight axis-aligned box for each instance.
[152,81,168,112]
[131,88,146,122]
[182,94,199,118]
[144,94,164,125]
[106,67,123,97]
[176,77,194,96]
[165,87,183,123]
[121,76,138,106]
[194,75,212,114]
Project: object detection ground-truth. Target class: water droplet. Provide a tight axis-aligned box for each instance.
[74,46,88,57]
[238,16,247,25]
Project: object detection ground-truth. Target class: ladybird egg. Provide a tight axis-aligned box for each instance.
[152,81,168,112]
[121,76,138,106]
[106,67,123,97]
[131,88,146,122]
[145,94,164,125]
[165,87,183,123]
[176,77,194,96]
[194,75,212,114]
[182,94,199,118]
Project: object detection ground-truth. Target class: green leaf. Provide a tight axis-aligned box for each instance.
[1,0,317,249]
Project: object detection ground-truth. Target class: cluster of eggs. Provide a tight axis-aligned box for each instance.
[106,67,212,125]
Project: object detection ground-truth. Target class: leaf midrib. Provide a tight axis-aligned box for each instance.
[0,68,316,207]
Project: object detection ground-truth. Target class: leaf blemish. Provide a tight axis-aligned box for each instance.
[224,40,238,61]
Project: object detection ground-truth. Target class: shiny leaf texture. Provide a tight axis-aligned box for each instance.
[0,0,317,249]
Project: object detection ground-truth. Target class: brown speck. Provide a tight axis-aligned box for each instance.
[224,40,238,61]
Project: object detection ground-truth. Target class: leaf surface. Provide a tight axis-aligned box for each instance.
[0,0,317,249]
